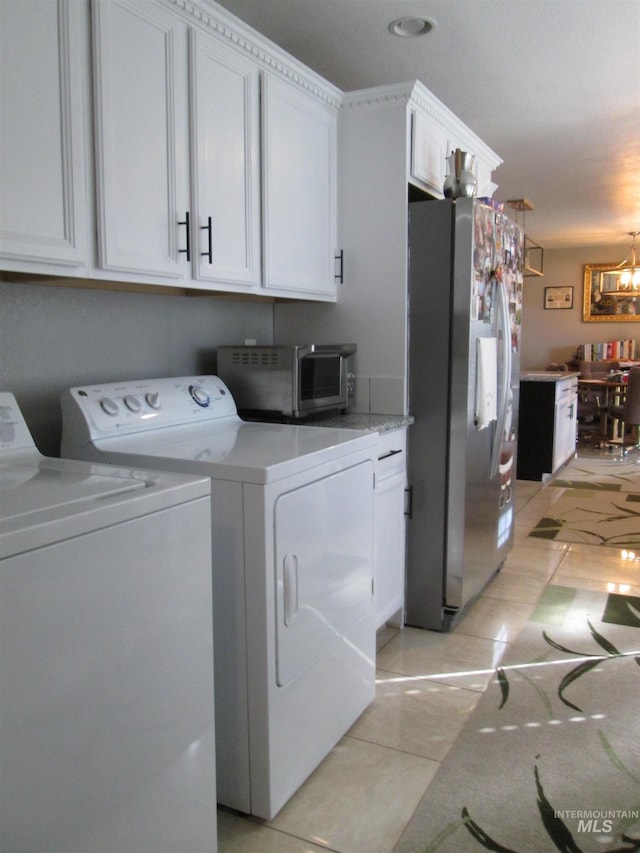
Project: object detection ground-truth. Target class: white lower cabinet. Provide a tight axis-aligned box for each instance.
[374,428,407,629]
[553,379,579,473]
[0,0,88,268]
[517,375,578,481]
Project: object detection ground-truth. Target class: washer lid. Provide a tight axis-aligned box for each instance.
[1,462,146,519]
[0,457,209,558]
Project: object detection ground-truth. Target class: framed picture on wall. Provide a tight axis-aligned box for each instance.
[544,286,573,310]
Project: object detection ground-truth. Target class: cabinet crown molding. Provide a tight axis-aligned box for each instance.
[164,0,342,109]
[341,82,413,113]
[342,80,502,171]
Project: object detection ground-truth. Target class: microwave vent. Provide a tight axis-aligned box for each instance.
[230,349,281,367]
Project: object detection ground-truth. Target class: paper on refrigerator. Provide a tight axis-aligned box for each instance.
[475,337,497,429]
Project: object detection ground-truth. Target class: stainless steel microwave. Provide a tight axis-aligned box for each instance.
[216,344,357,419]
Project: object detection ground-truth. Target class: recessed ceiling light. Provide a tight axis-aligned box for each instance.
[388,17,436,38]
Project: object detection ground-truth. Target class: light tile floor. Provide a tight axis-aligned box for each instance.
[218,445,640,852]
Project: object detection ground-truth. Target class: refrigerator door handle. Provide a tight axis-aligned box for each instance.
[490,277,512,478]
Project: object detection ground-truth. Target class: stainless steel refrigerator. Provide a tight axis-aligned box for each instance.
[405,197,524,631]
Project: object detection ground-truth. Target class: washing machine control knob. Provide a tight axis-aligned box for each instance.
[123,394,142,412]
[145,392,161,409]
[100,396,119,416]
[189,385,211,407]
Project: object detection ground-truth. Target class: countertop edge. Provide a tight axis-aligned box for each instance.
[301,413,414,433]
[520,371,581,382]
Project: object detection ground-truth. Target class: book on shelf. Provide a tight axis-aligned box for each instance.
[576,340,638,361]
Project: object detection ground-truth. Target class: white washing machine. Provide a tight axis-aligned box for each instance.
[0,393,216,853]
[61,376,377,820]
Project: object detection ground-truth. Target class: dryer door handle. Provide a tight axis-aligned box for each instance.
[283,553,299,627]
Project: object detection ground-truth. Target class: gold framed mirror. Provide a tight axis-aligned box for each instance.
[583,263,640,322]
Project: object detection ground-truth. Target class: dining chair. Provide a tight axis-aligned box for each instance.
[576,361,622,443]
[607,366,640,459]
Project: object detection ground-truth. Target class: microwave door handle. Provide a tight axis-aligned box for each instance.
[305,344,357,357]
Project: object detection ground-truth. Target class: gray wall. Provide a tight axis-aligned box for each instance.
[5,242,637,456]
[520,243,639,370]
[0,278,273,456]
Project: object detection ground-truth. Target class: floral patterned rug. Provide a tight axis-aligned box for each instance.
[549,456,640,492]
[394,587,640,852]
[528,489,640,548]
[528,457,640,548]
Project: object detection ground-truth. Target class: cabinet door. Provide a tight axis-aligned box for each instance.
[190,30,260,289]
[552,399,569,472]
[374,471,406,629]
[92,0,190,279]
[0,0,87,267]
[274,461,373,687]
[410,110,448,194]
[553,387,577,471]
[262,74,337,299]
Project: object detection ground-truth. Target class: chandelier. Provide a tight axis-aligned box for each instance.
[613,231,640,292]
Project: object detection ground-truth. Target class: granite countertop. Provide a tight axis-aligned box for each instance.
[520,371,581,382]
[302,412,414,433]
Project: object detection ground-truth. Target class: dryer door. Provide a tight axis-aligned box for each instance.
[274,459,374,687]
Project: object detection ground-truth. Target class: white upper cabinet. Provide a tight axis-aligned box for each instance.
[92,0,335,298]
[408,82,501,199]
[92,0,191,280]
[275,82,502,408]
[410,110,448,195]
[262,74,337,299]
[1,0,340,299]
[0,0,87,268]
[190,30,261,289]
[92,0,261,290]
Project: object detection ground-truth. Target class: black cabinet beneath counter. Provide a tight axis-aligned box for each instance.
[517,373,579,481]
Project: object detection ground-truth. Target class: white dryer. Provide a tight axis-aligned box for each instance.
[61,376,377,820]
[0,393,216,852]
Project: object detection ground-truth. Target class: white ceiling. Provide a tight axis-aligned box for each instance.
[214,0,640,250]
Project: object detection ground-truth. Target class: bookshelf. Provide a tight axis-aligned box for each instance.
[576,340,638,361]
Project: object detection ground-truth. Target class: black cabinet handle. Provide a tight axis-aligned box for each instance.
[378,448,403,461]
[404,485,413,519]
[335,249,344,283]
[202,216,213,264]
[178,211,190,262]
